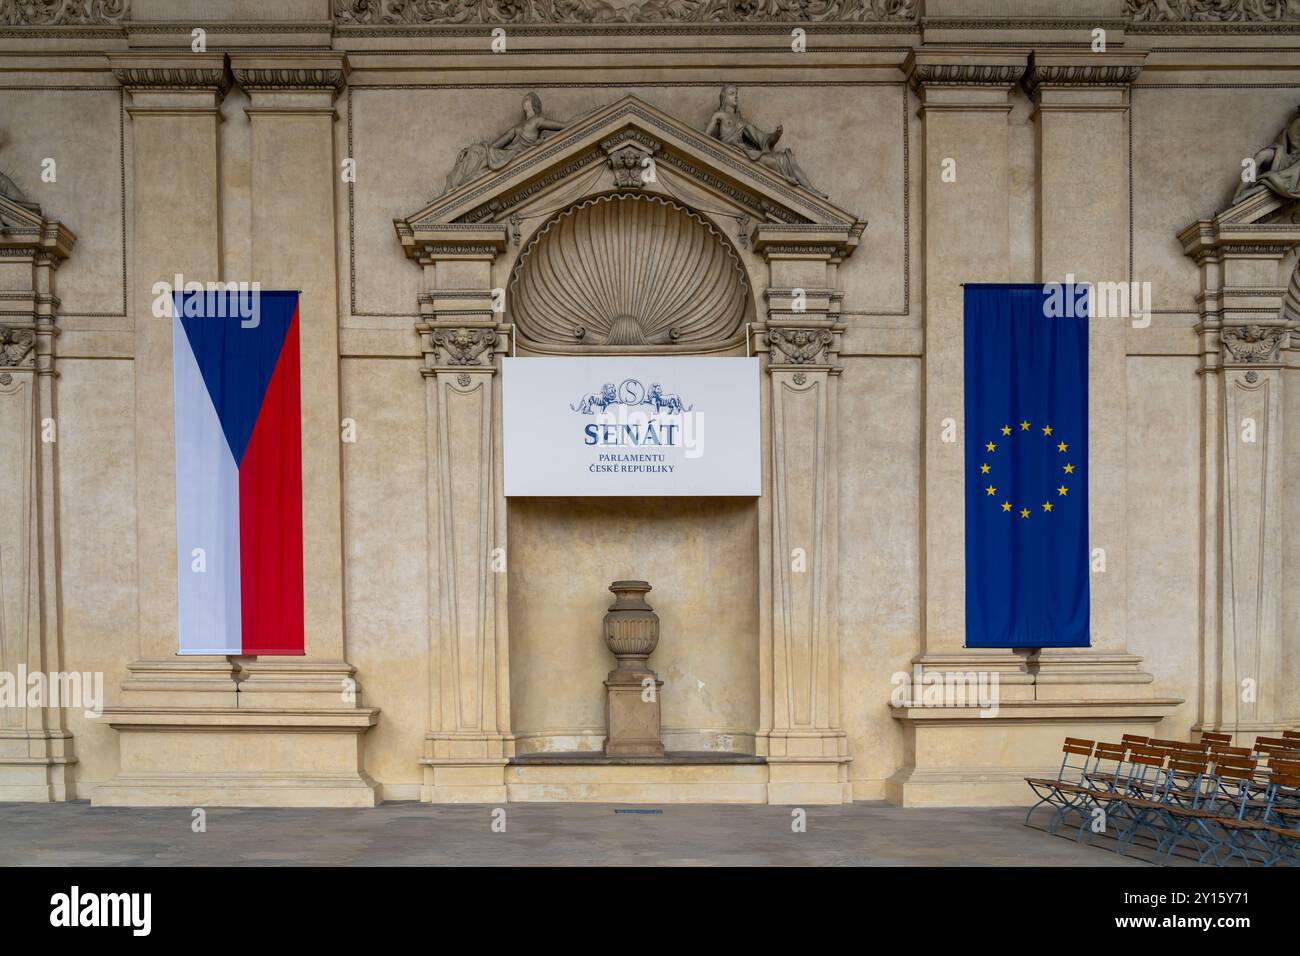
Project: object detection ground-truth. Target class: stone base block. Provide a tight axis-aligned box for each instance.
[420,762,509,803]
[93,706,380,808]
[604,675,664,758]
[0,729,76,801]
[505,759,768,803]
[888,697,1183,807]
[766,760,852,805]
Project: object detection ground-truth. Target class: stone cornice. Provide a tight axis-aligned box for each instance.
[1022,51,1147,98]
[109,53,231,97]
[751,223,864,260]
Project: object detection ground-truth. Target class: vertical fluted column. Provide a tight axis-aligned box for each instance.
[1181,212,1300,741]
[753,226,860,804]
[0,215,76,800]
[413,231,515,803]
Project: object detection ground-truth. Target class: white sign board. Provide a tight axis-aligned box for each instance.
[502,356,761,497]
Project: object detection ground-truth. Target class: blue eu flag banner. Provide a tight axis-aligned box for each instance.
[964,283,1089,648]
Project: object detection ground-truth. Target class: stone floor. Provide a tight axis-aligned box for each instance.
[0,800,1191,866]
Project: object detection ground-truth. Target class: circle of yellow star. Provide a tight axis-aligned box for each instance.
[985,485,996,496]
[1020,421,1030,431]
[1042,425,1053,436]
[1020,508,1030,518]
[980,463,990,474]
[1001,425,1011,436]
[1063,463,1075,474]
[1057,485,1069,496]
[1001,501,1012,512]
[1042,501,1053,512]
[986,441,997,452]
[1057,441,1068,452]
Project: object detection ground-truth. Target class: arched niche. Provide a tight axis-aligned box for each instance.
[395,92,865,803]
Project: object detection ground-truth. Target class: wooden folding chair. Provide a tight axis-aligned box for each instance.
[1201,731,1233,746]
[1217,763,1300,866]
[1025,737,1095,833]
[1082,745,1166,851]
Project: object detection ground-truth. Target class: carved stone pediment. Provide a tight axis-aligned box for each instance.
[396,93,863,248]
[396,92,864,354]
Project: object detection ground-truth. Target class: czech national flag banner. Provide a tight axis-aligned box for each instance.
[171,289,304,655]
[964,283,1089,648]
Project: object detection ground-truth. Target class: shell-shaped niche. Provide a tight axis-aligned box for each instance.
[509,193,751,351]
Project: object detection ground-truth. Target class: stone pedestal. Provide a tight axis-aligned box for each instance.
[604,676,665,758]
[602,581,665,758]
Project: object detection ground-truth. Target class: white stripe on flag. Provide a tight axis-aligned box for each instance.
[172,313,243,655]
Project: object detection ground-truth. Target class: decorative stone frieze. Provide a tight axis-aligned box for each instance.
[1,0,127,25]
[1128,0,1300,22]
[334,0,917,25]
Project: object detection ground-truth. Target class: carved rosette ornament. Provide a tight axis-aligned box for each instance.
[1221,325,1288,364]
[430,327,497,366]
[768,327,833,365]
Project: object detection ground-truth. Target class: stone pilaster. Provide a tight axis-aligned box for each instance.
[228,53,358,701]
[107,54,242,705]
[1180,194,1300,743]
[905,49,1035,689]
[410,227,515,803]
[752,225,858,804]
[888,49,1180,807]
[0,205,76,801]
[95,55,379,808]
[1026,51,1155,696]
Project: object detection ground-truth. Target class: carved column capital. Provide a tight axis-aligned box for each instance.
[765,325,840,369]
[231,53,350,101]
[1022,52,1146,100]
[418,323,508,372]
[1221,325,1288,366]
[109,53,232,100]
[903,49,1029,94]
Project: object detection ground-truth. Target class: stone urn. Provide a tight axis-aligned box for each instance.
[603,580,659,673]
[602,580,665,758]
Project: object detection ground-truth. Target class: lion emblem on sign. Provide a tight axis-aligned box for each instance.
[571,382,618,414]
[646,382,691,414]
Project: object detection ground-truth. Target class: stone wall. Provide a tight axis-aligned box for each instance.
[1,0,1295,805]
